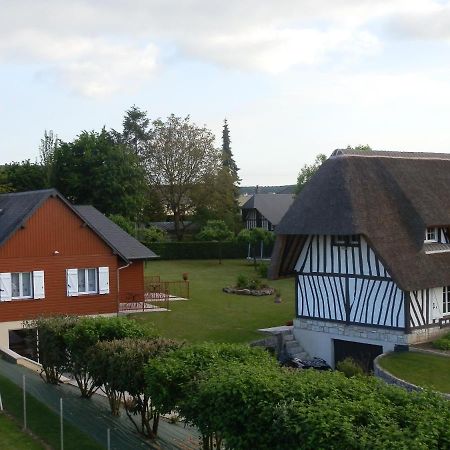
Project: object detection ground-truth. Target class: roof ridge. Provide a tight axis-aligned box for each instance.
[332,149,450,160]
[0,188,57,197]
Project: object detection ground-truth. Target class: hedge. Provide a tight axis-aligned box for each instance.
[148,241,249,260]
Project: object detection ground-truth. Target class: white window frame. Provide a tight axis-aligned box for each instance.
[425,227,438,243]
[11,272,33,300]
[77,268,98,295]
[443,286,450,315]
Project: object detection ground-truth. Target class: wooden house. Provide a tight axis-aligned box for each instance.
[270,150,450,368]
[0,189,156,355]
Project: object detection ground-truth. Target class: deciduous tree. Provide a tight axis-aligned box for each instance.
[294,153,327,195]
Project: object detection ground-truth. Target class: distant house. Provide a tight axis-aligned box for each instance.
[241,194,294,231]
[0,189,156,357]
[270,150,450,368]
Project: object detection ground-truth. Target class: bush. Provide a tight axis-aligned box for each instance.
[149,241,247,259]
[236,274,248,288]
[336,357,365,377]
[256,262,269,278]
[108,214,135,235]
[139,226,168,245]
[432,336,450,351]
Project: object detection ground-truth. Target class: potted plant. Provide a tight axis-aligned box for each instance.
[274,289,282,303]
[182,272,189,281]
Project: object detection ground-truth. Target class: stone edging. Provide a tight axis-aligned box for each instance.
[409,346,450,358]
[374,352,450,400]
[222,287,275,296]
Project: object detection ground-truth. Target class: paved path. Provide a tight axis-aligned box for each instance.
[0,358,200,450]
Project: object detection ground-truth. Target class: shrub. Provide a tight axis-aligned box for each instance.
[64,317,149,398]
[149,241,247,259]
[108,214,135,235]
[432,336,450,351]
[30,315,78,384]
[256,262,269,278]
[336,357,365,377]
[139,226,168,245]
[236,274,248,288]
[247,278,262,290]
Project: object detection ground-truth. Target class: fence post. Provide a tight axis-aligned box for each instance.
[22,375,27,430]
[0,392,3,411]
[60,398,64,450]
[107,428,111,450]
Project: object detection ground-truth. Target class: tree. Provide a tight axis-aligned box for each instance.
[294,153,327,195]
[139,226,168,246]
[221,119,239,180]
[237,228,275,267]
[51,129,146,220]
[2,160,48,192]
[39,130,58,186]
[143,115,220,240]
[115,105,150,157]
[347,144,372,152]
[108,214,135,236]
[197,220,234,263]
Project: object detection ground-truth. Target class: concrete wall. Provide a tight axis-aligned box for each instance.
[293,318,407,367]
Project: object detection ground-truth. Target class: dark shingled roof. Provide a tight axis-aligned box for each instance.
[271,150,450,291]
[0,189,156,261]
[241,194,294,226]
[75,206,157,261]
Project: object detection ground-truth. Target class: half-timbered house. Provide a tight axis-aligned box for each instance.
[0,189,156,356]
[270,150,450,367]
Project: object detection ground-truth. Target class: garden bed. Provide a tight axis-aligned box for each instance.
[222,286,275,296]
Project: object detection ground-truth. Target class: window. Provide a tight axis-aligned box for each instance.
[77,268,98,294]
[11,272,32,299]
[425,227,438,242]
[66,267,109,297]
[332,235,359,247]
[444,286,450,315]
[0,271,45,302]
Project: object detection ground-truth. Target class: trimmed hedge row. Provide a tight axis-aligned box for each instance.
[149,241,249,260]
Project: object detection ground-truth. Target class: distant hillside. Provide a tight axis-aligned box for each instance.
[239,185,296,195]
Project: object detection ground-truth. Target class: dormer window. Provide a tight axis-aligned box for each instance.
[425,227,438,243]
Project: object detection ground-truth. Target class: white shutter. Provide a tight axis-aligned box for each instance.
[33,270,45,299]
[66,269,79,297]
[431,288,443,320]
[98,267,110,294]
[0,273,12,302]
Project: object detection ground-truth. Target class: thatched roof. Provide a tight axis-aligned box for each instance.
[271,150,450,291]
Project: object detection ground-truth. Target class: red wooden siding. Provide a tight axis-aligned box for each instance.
[119,261,145,302]
[0,197,120,322]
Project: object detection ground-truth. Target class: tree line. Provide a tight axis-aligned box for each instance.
[0,108,241,240]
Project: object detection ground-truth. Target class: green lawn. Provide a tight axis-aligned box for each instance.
[0,374,103,450]
[379,351,450,393]
[131,259,295,343]
[0,413,44,450]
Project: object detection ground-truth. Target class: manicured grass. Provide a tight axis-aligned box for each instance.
[0,413,44,450]
[379,351,450,393]
[0,374,103,450]
[131,259,295,343]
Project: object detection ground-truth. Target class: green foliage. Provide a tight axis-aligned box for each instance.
[64,317,148,398]
[237,228,274,246]
[108,214,135,235]
[88,337,179,436]
[143,114,220,240]
[346,144,373,152]
[295,153,327,194]
[149,241,247,259]
[119,105,150,156]
[221,119,239,179]
[51,129,145,220]
[336,357,365,377]
[139,226,168,245]
[236,274,248,288]
[432,334,450,351]
[1,160,48,192]
[256,262,269,278]
[31,316,78,384]
[197,220,234,242]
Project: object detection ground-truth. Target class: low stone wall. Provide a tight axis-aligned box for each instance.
[374,352,450,400]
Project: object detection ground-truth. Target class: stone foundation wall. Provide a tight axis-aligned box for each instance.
[408,326,449,344]
[295,318,408,345]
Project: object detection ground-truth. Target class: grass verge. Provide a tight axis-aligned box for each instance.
[0,373,103,450]
[132,259,295,343]
[379,351,450,393]
[0,412,45,450]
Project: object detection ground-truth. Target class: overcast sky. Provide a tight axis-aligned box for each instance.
[1,0,450,185]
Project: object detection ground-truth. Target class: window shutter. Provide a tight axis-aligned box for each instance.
[98,267,110,294]
[33,271,45,299]
[66,269,79,297]
[431,288,443,320]
[0,273,12,301]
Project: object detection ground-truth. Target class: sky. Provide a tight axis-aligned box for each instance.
[1,0,450,185]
